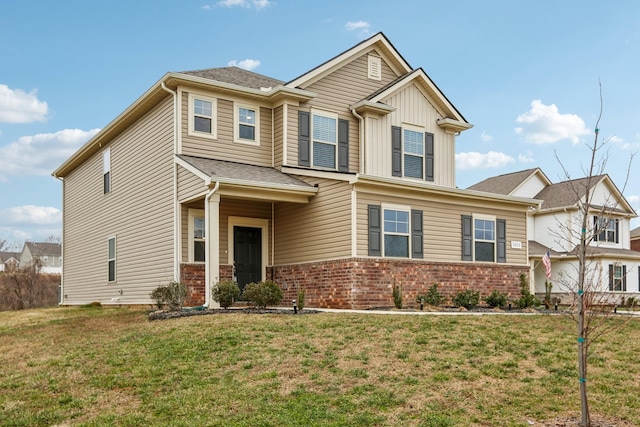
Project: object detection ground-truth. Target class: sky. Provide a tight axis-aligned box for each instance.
[1,0,639,246]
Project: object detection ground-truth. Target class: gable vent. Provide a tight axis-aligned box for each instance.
[368,55,382,81]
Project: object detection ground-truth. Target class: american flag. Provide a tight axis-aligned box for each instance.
[542,250,551,279]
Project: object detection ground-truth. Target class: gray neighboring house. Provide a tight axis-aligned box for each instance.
[19,242,62,274]
[470,168,640,303]
[0,251,20,272]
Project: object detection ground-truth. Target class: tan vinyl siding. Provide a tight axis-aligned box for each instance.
[368,84,455,187]
[219,198,273,265]
[356,190,529,265]
[62,96,175,305]
[274,178,352,264]
[180,90,273,167]
[273,105,283,168]
[177,164,206,202]
[286,105,299,166]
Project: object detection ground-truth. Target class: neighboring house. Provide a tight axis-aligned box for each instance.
[0,252,20,272]
[469,168,640,303]
[632,226,640,252]
[53,32,539,309]
[19,242,63,274]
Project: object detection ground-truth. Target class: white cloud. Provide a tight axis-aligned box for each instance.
[227,59,261,71]
[0,84,49,123]
[515,100,590,145]
[215,0,272,10]
[0,206,61,225]
[0,128,100,180]
[480,131,493,142]
[202,4,213,10]
[455,151,515,170]
[345,21,371,37]
[518,150,535,163]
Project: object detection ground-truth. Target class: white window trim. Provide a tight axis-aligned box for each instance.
[311,109,338,171]
[227,217,269,283]
[381,203,411,258]
[188,209,205,263]
[472,213,496,262]
[234,102,260,146]
[402,123,425,180]
[107,236,116,283]
[188,92,217,139]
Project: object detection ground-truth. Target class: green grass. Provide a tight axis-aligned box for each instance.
[1,307,639,426]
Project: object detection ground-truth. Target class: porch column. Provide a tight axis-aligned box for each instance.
[206,193,220,308]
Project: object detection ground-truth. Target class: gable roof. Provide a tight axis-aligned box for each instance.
[468,168,547,195]
[529,239,640,260]
[0,251,20,263]
[632,226,640,239]
[23,242,61,257]
[180,66,283,90]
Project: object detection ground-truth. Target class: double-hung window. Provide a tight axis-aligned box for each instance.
[594,216,619,243]
[107,237,116,282]
[462,215,506,263]
[392,125,434,181]
[103,148,111,194]
[609,264,626,291]
[368,204,423,259]
[312,111,337,169]
[189,209,205,263]
[234,103,259,144]
[188,93,217,138]
[384,208,410,257]
[474,218,495,262]
[403,128,424,179]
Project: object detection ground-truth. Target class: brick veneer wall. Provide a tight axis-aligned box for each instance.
[180,263,234,307]
[273,258,529,309]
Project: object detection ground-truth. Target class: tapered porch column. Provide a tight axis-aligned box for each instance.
[206,192,220,308]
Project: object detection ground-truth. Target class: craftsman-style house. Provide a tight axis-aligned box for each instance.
[53,33,539,309]
[469,168,640,303]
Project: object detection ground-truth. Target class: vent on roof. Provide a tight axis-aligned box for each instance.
[368,55,382,81]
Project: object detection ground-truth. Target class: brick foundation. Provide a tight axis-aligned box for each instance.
[181,259,529,309]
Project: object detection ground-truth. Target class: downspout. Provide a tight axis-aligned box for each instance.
[204,180,220,308]
[350,106,365,174]
[160,82,180,283]
[350,107,365,257]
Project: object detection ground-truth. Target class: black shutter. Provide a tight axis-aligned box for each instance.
[497,219,506,263]
[425,132,434,182]
[298,111,310,167]
[338,119,349,172]
[392,126,402,177]
[368,205,382,257]
[609,264,614,291]
[411,210,423,259]
[615,219,619,243]
[622,265,627,291]
[462,215,472,261]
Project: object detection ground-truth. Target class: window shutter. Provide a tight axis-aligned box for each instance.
[425,132,434,182]
[392,126,402,177]
[497,219,506,263]
[368,205,382,257]
[609,264,614,291]
[462,215,472,261]
[338,119,349,172]
[298,111,310,167]
[622,265,627,291]
[615,219,619,243]
[411,210,423,259]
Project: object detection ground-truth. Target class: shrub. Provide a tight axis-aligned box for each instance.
[212,279,241,309]
[483,290,508,308]
[516,273,540,309]
[392,283,403,309]
[296,289,306,312]
[150,281,187,311]
[242,280,283,309]
[417,284,444,307]
[452,289,480,310]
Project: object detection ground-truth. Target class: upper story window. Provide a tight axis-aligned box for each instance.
[368,204,423,259]
[188,92,217,139]
[234,103,260,145]
[392,125,434,182]
[312,111,338,169]
[462,214,506,263]
[594,216,619,243]
[403,128,424,179]
[103,147,111,194]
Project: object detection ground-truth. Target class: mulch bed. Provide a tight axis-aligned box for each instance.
[148,307,320,320]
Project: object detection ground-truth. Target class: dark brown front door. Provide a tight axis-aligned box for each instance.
[234,226,262,291]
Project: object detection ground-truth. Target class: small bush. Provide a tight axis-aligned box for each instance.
[417,284,444,307]
[516,273,540,309]
[483,290,508,308]
[296,289,306,312]
[150,281,187,311]
[392,283,403,309]
[212,279,241,309]
[242,280,283,309]
[452,289,480,310]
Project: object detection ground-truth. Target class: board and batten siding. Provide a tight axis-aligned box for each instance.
[62,96,176,305]
[180,90,273,167]
[367,84,456,187]
[356,190,529,265]
[274,178,352,264]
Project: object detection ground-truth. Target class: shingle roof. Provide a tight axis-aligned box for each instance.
[533,175,607,210]
[468,168,540,195]
[528,240,640,259]
[24,242,61,257]
[180,67,284,90]
[177,155,316,189]
[0,251,20,263]
[631,226,640,239]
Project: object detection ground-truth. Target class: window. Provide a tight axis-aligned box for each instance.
[234,103,260,144]
[188,209,205,263]
[188,93,217,138]
[384,209,410,257]
[103,147,111,194]
[609,263,626,291]
[108,237,116,282]
[312,111,338,169]
[403,128,424,179]
[594,216,619,243]
[392,126,434,181]
[462,215,506,263]
[368,205,423,259]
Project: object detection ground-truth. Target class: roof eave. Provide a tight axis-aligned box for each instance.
[351,100,396,115]
[436,117,473,134]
